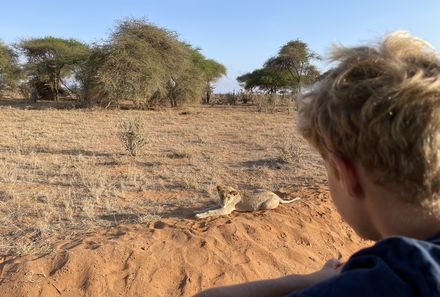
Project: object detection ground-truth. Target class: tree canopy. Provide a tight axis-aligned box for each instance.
[18,36,89,101]
[81,18,226,108]
[237,67,292,94]
[189,47,226,103]
[265,39,320,95]
[237,39,320,97]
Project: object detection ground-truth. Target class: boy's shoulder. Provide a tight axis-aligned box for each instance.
[287,234,440,297]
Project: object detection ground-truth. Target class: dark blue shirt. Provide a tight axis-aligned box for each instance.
[287,234,440,296]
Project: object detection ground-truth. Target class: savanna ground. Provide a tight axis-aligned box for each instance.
[0,98,368,296]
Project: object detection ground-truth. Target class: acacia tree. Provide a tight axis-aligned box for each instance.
[19,37,89,101]
[80,18,226,108]
[189,48,226,104]
[85,35,174,106]
[237,66,292,94]
[81,18,191,107]
[265,39,320,96]
[237,66,294,110]
[0,41,21,94]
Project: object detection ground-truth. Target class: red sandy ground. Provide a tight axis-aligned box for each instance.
[0,185,369,297]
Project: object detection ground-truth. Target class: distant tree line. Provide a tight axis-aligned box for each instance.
[237,39,320,101]
[0,18,226,108]
[1,18,322,110]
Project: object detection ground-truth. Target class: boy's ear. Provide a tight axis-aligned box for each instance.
[328,153,364,198]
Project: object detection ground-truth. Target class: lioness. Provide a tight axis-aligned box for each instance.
[195,185,301,218]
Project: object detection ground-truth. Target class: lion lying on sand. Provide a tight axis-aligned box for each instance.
[195,185,301,218]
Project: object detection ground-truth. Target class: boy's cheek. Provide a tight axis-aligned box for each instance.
[327,172,357,231]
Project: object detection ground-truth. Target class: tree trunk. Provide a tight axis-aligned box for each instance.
[30,88,38,103]
[169,95,177,107]
[54,79,59,102]
[52,70,60,102]
[206,89,210,104]
[205,82,211,104]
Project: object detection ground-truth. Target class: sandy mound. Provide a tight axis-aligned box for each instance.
[0,186,369,297]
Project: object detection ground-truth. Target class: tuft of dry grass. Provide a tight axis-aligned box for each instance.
[12,130,32,154]
[118,117,147,156]
[0,101,326,257]
[277,137,305,165]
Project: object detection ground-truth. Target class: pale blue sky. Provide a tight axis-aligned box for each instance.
[1,0,439,92]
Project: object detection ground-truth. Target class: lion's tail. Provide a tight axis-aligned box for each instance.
[279,197,301,204]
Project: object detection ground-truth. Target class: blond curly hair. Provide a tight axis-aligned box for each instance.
[299,32,440,206]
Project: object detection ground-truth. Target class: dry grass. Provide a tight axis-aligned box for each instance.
[277,135,305,165]
[0,100,326,257]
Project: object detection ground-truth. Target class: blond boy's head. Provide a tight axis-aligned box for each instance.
[299,32,440,208]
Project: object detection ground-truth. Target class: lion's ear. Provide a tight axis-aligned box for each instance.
[216,185,222,192]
